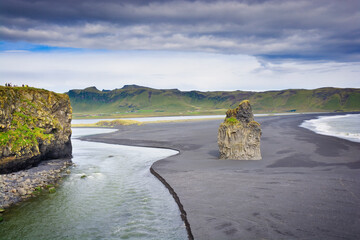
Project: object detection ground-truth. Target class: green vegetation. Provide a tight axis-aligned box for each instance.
[0,112,54,155]
[0,88,59,157]
[67,85,360,118]
[45,184,54,189]
[48,187,56,194]
[0,86,69,160]
[225,117,239,125]
[32,186,43,195]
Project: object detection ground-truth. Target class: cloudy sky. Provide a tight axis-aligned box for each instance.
[1,0,359,93]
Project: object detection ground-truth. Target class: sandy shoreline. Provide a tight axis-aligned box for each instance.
[81,113,360,240]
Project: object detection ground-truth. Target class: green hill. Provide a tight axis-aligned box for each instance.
[66,85,360,118]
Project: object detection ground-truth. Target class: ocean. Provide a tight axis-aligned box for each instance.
[300,113,360,143]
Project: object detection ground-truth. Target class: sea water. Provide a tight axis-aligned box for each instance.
[300,114,360,143]
[0,128,187,240]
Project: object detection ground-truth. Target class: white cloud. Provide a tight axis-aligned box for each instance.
[1,0,359,60]
[0,51,359,93]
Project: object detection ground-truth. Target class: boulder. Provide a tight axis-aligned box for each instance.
[18,188,27,196]
[218,100,262,160]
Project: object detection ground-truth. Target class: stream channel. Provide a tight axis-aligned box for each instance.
[0,128,187,240]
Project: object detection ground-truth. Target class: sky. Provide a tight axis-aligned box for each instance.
[0,0,359,93]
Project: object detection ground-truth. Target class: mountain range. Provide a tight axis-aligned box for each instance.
[67,85,360,117]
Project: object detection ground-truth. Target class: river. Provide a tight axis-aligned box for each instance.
[0,128,187,240]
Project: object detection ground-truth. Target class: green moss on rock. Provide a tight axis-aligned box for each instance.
[0,86,72,173]
[225,117,239,125]
[48,187,56,194]
[45,184,54,189]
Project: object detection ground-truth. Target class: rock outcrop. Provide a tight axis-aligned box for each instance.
[218,100,262,160]
[0,86,72,173]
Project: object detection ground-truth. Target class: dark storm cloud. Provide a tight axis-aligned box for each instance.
[1,0,359,61]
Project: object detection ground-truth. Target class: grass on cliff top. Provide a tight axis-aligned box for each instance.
[0,86,69,107]
[0,85,50,92]
[0,86,62,99]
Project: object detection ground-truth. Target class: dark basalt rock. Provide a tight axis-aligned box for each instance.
[218,100,262,160]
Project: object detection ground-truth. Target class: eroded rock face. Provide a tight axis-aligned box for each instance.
[0,86,72,173]
[218,100,262,160]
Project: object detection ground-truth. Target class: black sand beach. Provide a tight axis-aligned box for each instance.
[82,113,360,240]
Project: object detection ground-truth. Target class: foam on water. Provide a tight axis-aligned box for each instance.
[300,114,360,143]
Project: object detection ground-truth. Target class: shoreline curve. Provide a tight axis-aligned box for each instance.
[150,166,194,240]
[79,112,360,239]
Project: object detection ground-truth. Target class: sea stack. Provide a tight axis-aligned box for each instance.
[218,100,262,160]
[0,86,72,173]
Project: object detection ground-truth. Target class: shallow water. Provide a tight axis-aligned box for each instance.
[0,128,187,240]
[72,112,300,125]
[300,114,360,143]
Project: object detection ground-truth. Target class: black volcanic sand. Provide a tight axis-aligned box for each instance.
[81,113,360,240]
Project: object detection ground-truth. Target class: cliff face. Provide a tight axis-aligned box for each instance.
[0,86,72,173]
[218,100,262,160]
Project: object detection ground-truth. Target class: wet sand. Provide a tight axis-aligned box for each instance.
[81,113,360,240]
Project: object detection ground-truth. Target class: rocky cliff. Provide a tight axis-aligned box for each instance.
[0,86,72,173]
[218,100,262,160]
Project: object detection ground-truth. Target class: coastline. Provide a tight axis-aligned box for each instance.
[300,113,360,143]
[81,112,360,239]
